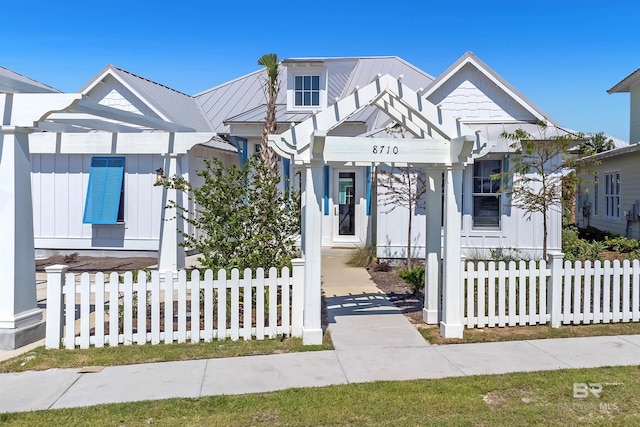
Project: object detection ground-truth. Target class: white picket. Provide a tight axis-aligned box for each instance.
[256,268,265,339]
[123,272,133,345]
[497,262,507,327]
[539,260,548,322]
[108,272,119,346]
[190,270,200,343]
[612,260,622,322]
[79,273,91,349]
[633,260,640,322]
[64,273,76,349]
[583,261,593,324]
[573,261,583,324]
[230,269,240,341]
[150,271,161,344]
[517,261,527,325]
[268,267,278,338]
[136,271,147,345]
[243,268,253,340]
[203,269,214,342]
[562,261,573,325]
[281,266,291,336]
[216,269,227,340]
[487,262,497,327]
[477,262,486,328]
[508,261,517,326]
[94,272,105,348]
[164,271,174,344]
[465,263,476,327]
[528,260,537,325]
[623,260,632,322]
[593,261,603,323]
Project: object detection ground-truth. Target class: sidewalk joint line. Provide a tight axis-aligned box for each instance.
[48,372,83,410]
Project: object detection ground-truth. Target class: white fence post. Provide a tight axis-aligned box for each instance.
[547,252,564,328]
[45,264,68,349]
[291,258,305,338]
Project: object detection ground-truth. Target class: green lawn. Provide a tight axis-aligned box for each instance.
[1,365,638,426]
[0,334,333,373]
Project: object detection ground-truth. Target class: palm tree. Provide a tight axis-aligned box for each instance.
[258,53,280,171]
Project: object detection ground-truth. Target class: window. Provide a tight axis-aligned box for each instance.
[594,174,599,216]
[83,157,125,224]
[294,75,320,107]
[472,160,501,229]
[605,171,620,219]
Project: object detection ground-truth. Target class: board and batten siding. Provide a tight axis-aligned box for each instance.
[579,153,640,239]
[32,153,165,252]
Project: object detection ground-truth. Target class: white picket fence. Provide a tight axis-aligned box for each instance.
[45,259,304,349]
[463,254,640,328]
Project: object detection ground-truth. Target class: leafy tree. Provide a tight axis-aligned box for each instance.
[160,156,300,272]
[257,53,281,172]
[492,121,586,259]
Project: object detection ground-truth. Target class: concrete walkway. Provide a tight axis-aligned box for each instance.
[2,254,640,413]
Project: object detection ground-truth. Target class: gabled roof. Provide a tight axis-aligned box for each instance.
[423,51,556,125]
[608,67,640,93]
[80,65,213,132]
[0,65,60,93]
[195,56,435,134]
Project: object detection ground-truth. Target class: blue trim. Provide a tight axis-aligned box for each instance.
[230,136,248,165]
[83,157,125,224]
[365,166,372,216]
[283,158,291,191]
[323,166,330,215]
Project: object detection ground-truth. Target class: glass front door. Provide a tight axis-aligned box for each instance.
[338,172,356,235]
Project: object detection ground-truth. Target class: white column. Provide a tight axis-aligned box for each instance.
[440,164,464,338]
[423,168,442,324]
[0,130,44,349]
[301,161,323,345]
[158,154,186,273]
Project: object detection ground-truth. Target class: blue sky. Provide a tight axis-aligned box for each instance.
[3,1,638,140]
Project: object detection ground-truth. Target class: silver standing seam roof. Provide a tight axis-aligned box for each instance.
[194,56,436,135]
[80,65,214,132]
[0,65,60,93]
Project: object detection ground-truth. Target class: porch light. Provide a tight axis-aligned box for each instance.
[155,167,164,184]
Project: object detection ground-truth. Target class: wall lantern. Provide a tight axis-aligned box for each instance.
[155,167,164,184]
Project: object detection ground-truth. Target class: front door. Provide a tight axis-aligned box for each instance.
[332,168,364,245]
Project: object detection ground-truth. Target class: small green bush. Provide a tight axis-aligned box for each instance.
[563,225,604,262]
[398,266,425,296]
[346,245,376,267]
[604,236,640,253]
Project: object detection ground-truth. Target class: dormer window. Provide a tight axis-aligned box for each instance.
[284,60,327,111]
[294,75,320,107]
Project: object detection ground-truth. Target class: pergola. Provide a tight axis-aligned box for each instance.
[269,74,488,343]
[0,74,222,349]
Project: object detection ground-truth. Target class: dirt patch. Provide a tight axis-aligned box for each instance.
[366,265,424,324]
[36,255,157,273]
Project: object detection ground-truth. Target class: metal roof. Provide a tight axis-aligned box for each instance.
[195,56,435,134]
[608,67,640,93]
[81,65,214,132]
[0,65,60,93]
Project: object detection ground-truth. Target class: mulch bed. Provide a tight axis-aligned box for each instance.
[366,264,425,324]
[36,255,157,273]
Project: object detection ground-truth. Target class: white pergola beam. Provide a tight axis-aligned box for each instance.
[45,115,144,133]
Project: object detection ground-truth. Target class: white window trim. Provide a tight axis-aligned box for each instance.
[604,170,620,221]
[286,66,327,112]
[472,159,502,230]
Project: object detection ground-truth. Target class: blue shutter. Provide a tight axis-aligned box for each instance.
[323,166,330,215]
[231,136,248,165]
[283,158,291,192]
[83,157,125,224]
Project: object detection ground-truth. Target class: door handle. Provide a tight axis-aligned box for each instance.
[334,205,339,215]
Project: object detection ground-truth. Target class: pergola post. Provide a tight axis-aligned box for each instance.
[0,129,45,349]
[158,153,186,273]
[423,167,442,324]
[301,160,324,345]
[440,164,464,338]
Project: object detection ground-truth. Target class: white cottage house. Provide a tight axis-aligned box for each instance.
[195,52,574,259]
[29,65,238,263]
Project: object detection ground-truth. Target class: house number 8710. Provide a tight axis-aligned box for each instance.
[372,145,399,155]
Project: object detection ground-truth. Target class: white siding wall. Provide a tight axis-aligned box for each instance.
[577,153,640,239]
[630,84,640,144]
[427,63,533,122]
[32,153,165,252]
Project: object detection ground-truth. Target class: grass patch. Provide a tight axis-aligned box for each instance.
[0,333,333,374]
[418,322,640,345]
[1,365,639,425]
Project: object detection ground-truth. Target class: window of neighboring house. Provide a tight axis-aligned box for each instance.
[83,157,125,224]
[472,159,501,229]
[255,143,261,154]
[294,75,320,107]
[594,174,599,216]
[605,171,620,219]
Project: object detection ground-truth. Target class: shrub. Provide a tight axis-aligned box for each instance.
[397,266,425,296]
[563,225,604,262]
[604,236,640,253]
[346,245,376,267]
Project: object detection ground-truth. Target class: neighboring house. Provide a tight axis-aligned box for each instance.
[195,52,575,259]
[574,68,640,237]
[28,65,238,259]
